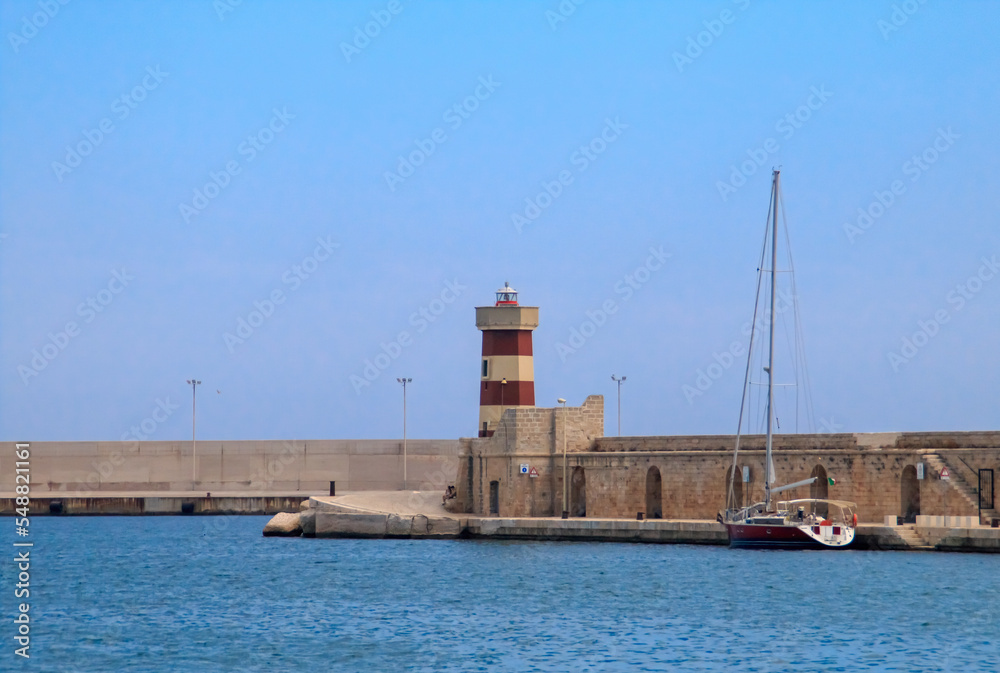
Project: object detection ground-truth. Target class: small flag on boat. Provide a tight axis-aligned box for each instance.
[828,477,836,486]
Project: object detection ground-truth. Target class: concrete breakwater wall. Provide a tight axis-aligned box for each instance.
[305,512,728,545]
[3,439,460,496]
[272,496,1000,552]
[291,497,727,544]
[0,494,306,516]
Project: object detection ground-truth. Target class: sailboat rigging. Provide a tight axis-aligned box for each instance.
[722,169,857,549]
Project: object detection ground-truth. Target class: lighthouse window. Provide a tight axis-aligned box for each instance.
[482,359,489,378]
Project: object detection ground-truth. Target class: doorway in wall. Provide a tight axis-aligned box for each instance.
[489,480,499,515]
[725,465,744,510]
[645,466,662,519]
[810,465,829,518]
[901,465,920,524]
[570,467,586,517]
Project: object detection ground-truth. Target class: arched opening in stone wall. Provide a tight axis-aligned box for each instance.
[489,480,499,516]
[645,466,663,519]
[570,466,586,517]
[810,464,829,518]
[901,466,920,523]
[725,465,743,510]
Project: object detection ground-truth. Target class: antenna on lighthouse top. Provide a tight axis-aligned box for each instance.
[495,282,518,306]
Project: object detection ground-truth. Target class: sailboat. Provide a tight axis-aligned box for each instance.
[722,170,858,549]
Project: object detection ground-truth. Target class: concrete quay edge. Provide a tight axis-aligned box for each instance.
[304,498,1000,551]
[1,494,307,516]
[463,516,727,544]
[308,509,727,544]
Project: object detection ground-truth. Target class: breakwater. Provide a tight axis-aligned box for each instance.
[272,494,1000,552]
[0,493,304,516]
[3,439,459,495]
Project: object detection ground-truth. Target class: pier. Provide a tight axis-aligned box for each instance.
[0,491,305,516]
[269,491,1000,552]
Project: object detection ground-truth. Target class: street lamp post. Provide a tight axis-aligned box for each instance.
[186,379,201,483]
[611,375,626,436]
[558,398,567,518]
[397,378,411,490]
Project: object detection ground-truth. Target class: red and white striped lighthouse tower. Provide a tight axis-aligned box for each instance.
[476,282,539,437]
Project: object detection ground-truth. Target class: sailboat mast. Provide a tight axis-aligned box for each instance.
[765,169,779,510]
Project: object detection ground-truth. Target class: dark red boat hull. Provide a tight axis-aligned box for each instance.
[725,522,853,549]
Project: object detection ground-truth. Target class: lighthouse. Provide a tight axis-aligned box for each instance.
[476,282,539,437]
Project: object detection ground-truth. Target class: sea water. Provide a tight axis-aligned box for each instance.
[6,516,999,672]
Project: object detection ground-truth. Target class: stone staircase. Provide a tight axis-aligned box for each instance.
[894,524,934,550]
[922,452,997,524]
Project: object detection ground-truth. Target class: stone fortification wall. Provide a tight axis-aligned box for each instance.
[3,439,460,496]
[593,431,1000,453]
[569,444,1000,522]
[474,394,603,456]
[454,409,1000,523]
[593,433,861,453]
[456,395,603,517]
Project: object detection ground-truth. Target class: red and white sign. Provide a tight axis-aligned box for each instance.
[528,466,539,478]
[940,467,951,480]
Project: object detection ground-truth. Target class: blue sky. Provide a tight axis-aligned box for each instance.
[2,0,998,441]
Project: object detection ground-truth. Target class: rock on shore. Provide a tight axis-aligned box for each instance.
[263,511,302,537]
